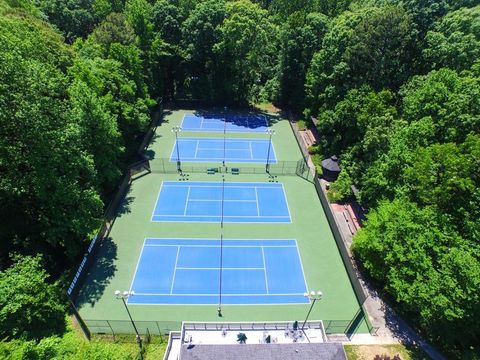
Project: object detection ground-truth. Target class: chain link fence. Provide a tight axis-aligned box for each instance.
[149,157,313,180]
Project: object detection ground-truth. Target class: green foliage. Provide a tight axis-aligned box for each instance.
[181,0,226,100]
[0,321,148,359]
[402,136,480,239]
[91,13,137,51]
[401,68,480,143]
[69,80,124,192]
[1,0,479,355]
[124,0,153,53]
[353,198,480,347]
[306,5,413,114]
[215,0,279,103]
[327,170,353,202]
[267,0,351,17]
[423,6,480,72]
[0,11,103,269]
[0,256,66,340]
[275,12,329,111]
[37,0,100,42]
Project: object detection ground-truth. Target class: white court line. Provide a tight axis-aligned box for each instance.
[145,237,297,241]
[180,113,188,129]
[249,141,253,159]
[168,136,179,160]
[261,246,269,295]
[129,293,306,297]
[145,244,296,248]
[194,140,199,158]
[280,183,293,222]
[188,199,256,202]
[176,267,265,270]
[165,181,281,189]
[294,240,310,300]
[172,158,267,162]
[195,147,249,151]
[270,140,278,163]
[183,186,191,215]
[177,138,270,142]
[153,214,290,218]
[200,116,204,129]
[150,182,164,222]
[127,238,147,303]
[151,219,292,224]
[170,246,181,294]
[254,187,260,216]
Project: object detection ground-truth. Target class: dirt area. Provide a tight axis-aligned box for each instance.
[344,344,429,360]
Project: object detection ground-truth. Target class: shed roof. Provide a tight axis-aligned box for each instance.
[321,155,341,172]
[180,342,347,360]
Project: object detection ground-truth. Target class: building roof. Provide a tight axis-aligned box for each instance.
[180,342,347,360]
[321,155,341,172]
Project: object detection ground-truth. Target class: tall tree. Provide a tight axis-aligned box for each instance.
[181,0,226,100]
[401,68,480,143]
[215,0,278,103]
[37,0,100,42]
[423,5,480,72]
[0,256,66,339]
[276,11,329,111]
[306,5,413,115]
[0,12,103,270]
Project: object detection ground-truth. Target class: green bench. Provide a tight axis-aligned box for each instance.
[207,167,218,174]
[231,168,240,175]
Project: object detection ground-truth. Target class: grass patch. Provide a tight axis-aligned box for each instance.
[0,318,168,360]
[253,102,279,113]
[344,344,429,360]
[310,153,323,175]
[297,119,307,130]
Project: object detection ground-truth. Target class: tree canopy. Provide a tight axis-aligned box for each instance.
[0,0,479,356]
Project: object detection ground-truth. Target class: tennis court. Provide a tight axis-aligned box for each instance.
[127,238,309,305]
[181,113,268,133]
[170,138,277,163]
[151,181,291,223]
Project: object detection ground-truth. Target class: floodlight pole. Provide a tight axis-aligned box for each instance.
[172,126,182,173]
[265,129,275,173]
[115,290,143,359]
[302,290,323,331]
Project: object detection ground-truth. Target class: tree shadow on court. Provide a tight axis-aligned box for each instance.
[190,108,282,130]
[116,195,134,218]
[74,237,118,308]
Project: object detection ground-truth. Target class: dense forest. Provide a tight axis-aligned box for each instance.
[0,0,479,357]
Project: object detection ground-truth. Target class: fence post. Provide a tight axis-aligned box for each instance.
[107,320,115,341]
[69,298,91,340]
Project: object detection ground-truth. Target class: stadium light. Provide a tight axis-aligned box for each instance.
[115,290,143,359]
[265,129,275,173]
[172,126,182,173]
[301,290,323,331]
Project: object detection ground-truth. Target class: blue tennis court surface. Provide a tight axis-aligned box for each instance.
[170,138,277,163]
[152,182,291,223]
[181,113,268,133]
[128,238,309,305]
